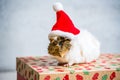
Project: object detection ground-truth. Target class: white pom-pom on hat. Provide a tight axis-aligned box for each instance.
[53,2,64,12]
[50,2,80,39]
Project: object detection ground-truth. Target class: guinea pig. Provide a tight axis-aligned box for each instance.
[48,2,100,66]
[48,30,100,66]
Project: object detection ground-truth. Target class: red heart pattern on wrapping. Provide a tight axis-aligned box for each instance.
[44,75,50,80]
[110,72,116,80]
[92,73,99,80]
[63,74,69,80]
[76,74,83,80]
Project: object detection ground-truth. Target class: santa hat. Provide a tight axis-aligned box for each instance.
[49,2,80,39]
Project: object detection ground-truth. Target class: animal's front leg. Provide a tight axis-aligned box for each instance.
[57,62,70,67]
[57,61,74,67]
[58,62,68,66]
[63,60,74,67]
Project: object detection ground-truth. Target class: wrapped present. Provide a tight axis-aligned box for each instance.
[16,54,120,80]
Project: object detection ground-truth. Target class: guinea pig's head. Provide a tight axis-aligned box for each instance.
[48,35,71,58]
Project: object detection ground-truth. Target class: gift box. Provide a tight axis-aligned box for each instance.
[16,54,120,80]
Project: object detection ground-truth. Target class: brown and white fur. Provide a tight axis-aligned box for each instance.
[48,29,100,66]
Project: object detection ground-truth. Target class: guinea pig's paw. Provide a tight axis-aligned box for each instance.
[58,62,71,67]
[58,62,68,66]
[68,61,74,66]
[63,61,74,67]
[63,63,70,67]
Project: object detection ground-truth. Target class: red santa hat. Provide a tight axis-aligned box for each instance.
[49,2,80,39]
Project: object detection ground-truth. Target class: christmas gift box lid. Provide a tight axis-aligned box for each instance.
[16,54,120,80]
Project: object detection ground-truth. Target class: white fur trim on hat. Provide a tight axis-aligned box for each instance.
[48,30,77,39]
[53,2,64,12]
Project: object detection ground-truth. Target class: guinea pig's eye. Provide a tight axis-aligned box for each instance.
[65,38,71,41]
[59,41,64,46]
[57,36,65,41]
[60,36,65,40]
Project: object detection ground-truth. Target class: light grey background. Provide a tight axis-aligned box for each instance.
[0,0,120,71]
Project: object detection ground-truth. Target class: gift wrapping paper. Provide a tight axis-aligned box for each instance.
[16,54,120,80]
